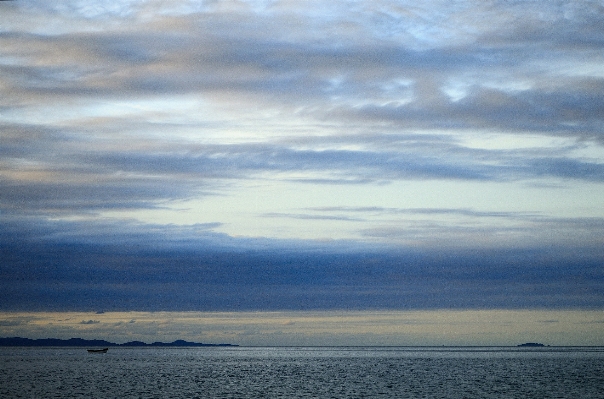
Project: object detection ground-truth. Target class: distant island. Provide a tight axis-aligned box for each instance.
[517,342,545,347]
[0,337,238,347]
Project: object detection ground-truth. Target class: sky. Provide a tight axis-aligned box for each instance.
[1,0,603,345]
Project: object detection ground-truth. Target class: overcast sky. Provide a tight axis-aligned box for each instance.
[1,0,603,344]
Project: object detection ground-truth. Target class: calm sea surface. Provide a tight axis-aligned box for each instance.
[1,346,603,398]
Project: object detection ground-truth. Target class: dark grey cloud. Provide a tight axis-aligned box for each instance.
[0,178,191,213]
[325,77,604,139]
[73,140,604,185]
[477,1,604,50]
[530,158,604,181]
[1,216,602,311]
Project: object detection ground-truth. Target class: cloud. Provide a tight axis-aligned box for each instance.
[2,126,600,220]
[1,215,602,311]
[0,316,36,327]
[263,212,364,222]
[530,158,604,181]
[1,0,603,314]
[3,1,604,133]
[307,206,536,218]
[80,319,100,324]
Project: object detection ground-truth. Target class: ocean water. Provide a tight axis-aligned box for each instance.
[1,346,603,398]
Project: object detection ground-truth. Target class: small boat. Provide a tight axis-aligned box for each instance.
[517,343,545,347]
[87,348,108,353]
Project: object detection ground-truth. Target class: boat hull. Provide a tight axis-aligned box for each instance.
[87,348,108,353]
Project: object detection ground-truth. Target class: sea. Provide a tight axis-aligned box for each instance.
[1,346,603,398]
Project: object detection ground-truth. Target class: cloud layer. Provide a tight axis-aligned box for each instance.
[1,0,603,312]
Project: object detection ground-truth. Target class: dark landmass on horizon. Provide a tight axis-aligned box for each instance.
[0,337,238,347]
[0,338,576,348]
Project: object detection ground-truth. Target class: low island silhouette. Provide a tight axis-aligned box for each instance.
[0,337,238,347]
